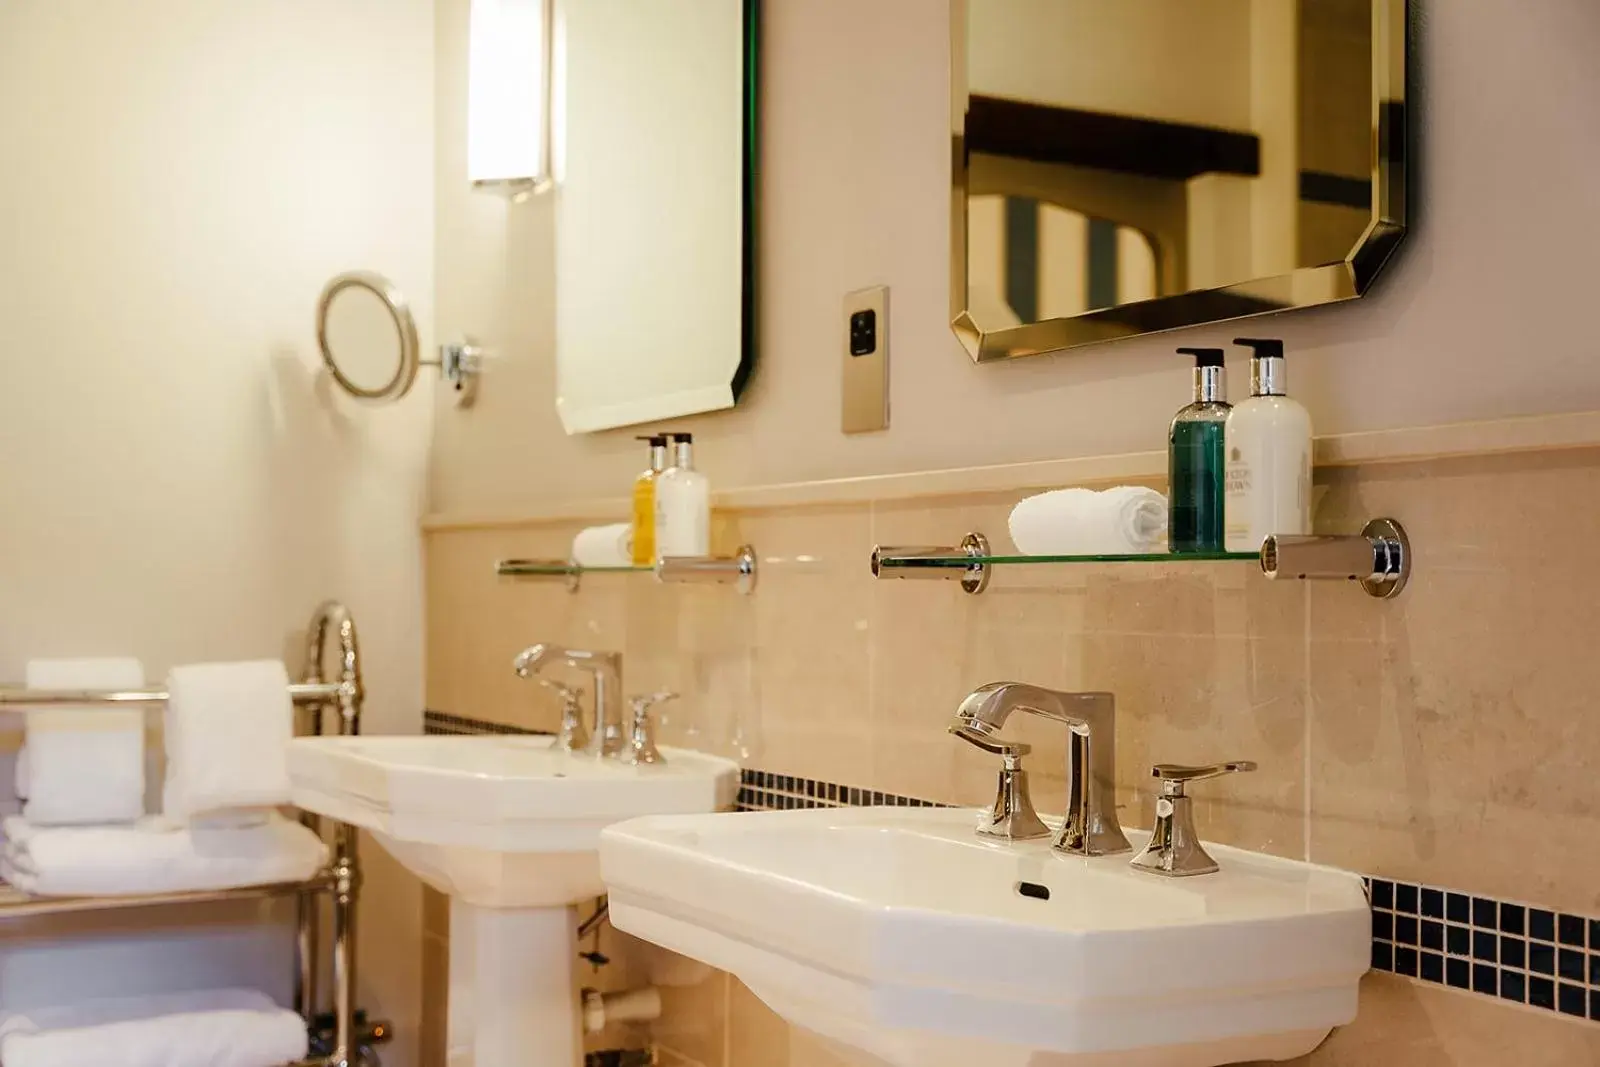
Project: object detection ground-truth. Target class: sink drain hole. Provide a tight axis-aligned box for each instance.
[1016,881,1051,901]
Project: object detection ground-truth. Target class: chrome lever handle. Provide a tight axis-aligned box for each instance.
[1132,760,1257,878]
[1150,761,1256,797]
[949,723,1033,760]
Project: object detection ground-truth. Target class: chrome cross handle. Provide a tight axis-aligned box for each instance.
[619,691,677,766]
[536,677,589,754]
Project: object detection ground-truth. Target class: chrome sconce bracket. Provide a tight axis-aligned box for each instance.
[870,532,991,595]
[656,545,758,595]
[428,342,484,408]
[1260,517,1411,599]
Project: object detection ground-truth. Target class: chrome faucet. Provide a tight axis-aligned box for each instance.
[950,682,1131,857]
[513,644,625,758]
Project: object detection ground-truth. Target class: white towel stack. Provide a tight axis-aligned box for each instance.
[17,659,146,826]
[1008,486,1169,556]
[0,814,327,897]
[162,660,294,825]
[0,988,308,1067]
[0,658,326,899]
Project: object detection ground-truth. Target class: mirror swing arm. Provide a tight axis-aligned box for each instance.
[315,270,483,408]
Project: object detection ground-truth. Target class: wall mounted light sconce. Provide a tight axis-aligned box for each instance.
[468,0,556,198]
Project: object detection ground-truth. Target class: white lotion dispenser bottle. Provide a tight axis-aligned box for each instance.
[1224,338,1312,552]
[654,432,711,559]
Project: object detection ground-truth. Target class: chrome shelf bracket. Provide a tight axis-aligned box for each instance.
[656,545,758,595]
[870,532,991,595]
[1260,517,1411,599]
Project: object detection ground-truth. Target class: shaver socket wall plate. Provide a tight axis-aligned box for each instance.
[841,286,889,434]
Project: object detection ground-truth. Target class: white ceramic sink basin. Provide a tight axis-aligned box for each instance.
[289,734,741,1067]
[289,734,740,907]
[601,806,1370,1067]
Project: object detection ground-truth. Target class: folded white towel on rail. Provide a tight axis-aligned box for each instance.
[0,812,326,897]
[162,660,293,824]
[1008,486,1169,556]
[572,522,635,567]
[18,658,146,826]
[0,987,308,1067]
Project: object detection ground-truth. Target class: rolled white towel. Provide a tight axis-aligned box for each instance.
[1008,487,1168,556]
[0,988,307,1067]
[1,812,327,897]
[20,658,146,826]
[572,523,635,568]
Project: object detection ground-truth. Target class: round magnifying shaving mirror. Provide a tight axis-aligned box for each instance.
[316,271,421,402]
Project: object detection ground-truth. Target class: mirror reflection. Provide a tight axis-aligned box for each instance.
[955,0,1407,362]
[554,0,756,434]
[315,272,420,402]
[323,286,406,394]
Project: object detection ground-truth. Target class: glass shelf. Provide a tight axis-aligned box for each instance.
[496,560,651,578]
[884,550,1257,568]
[872,519,1410,600]
[497,562,650,576]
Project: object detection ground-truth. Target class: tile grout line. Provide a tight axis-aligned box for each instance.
[1302,586,1313,864]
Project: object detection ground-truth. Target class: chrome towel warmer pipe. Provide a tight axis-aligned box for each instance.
[0,600,378,1067]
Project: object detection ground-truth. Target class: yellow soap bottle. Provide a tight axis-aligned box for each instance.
[631,434,669,565]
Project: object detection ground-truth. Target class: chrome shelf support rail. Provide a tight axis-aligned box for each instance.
[870,520,1412,599]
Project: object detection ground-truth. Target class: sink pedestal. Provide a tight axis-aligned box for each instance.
[448,903,579,1067]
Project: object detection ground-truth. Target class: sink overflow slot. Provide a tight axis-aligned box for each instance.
[1016,881,1051,901]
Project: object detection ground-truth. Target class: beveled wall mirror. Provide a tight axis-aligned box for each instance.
[952,0,1409,362]
[555,0,757,433]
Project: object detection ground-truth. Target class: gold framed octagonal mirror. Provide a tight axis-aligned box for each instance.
[952,0,1409,362]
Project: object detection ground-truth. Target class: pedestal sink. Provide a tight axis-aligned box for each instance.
[287,735,739,1067]
[600,806,1370,1067]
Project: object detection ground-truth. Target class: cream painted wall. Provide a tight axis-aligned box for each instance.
[0,2,434,1063]
[430,0,1600,518]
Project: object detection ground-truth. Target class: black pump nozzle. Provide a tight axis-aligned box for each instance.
[1233,337,1285,360]
[637,433,668,446]
[1176,347,1224,368]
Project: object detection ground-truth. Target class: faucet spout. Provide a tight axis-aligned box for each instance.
[512,644,625,758]
[950,682,1130,857]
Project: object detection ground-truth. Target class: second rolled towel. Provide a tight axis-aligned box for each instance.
[572,523,635,568]
[1008,487,1168,556]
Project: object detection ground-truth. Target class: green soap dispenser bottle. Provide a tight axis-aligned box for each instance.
[1168,347,1231,553]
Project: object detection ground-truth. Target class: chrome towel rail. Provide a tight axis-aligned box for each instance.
[0,601,378,1067]
[0,682,348,710]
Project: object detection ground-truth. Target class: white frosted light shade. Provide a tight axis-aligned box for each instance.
[467,0,549,185]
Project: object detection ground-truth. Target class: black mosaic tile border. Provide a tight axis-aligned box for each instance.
[1366,876,1600,1022]
[425,712,1600,1026]
[423,710,550,737]
[735,768,945,812]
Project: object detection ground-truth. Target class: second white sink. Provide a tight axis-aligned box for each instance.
[601,806,1370,1067]
[289,734,740,907]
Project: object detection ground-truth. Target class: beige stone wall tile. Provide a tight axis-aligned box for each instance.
[1308,452,1600,909]
[1082,625,1307,859]
[728,980,791,1067]
[420,932,449,1067]
[741,506,874,784]
[1280,973,1600,1065]
[654,970,729,1067]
